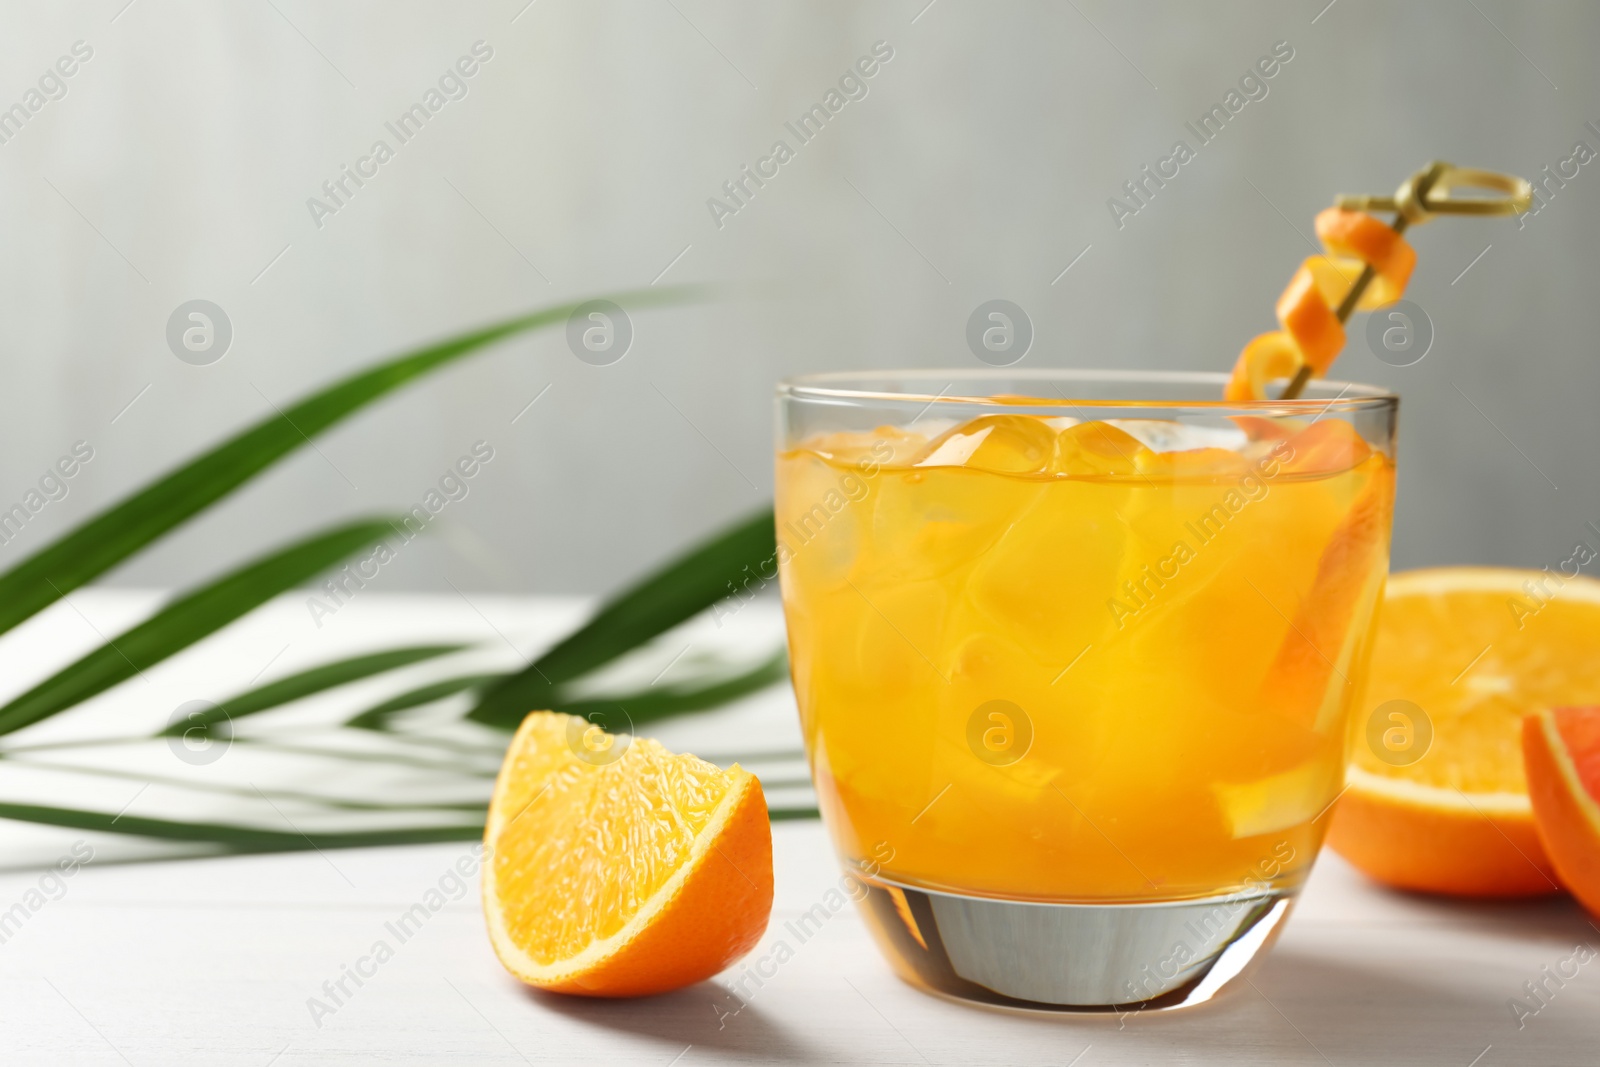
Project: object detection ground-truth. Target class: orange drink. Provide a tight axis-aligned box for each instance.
[775,370,1397,1010]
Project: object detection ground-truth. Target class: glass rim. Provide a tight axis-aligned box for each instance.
[776,369,1397,413]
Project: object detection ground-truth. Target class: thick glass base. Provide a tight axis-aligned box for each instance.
[855,874,1297,1012]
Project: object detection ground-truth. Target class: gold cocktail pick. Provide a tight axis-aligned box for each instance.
[1279,161,1533,400]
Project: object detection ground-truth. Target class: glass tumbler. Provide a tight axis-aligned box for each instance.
[774,370,1397,1011]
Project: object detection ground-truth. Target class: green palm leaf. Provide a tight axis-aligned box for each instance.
[346,673,503,730]
[0,287,701,640]
[468,508,777,728]
[162,644,468,735]
[10,759,489,813]
[0,518,399,737]
[0,289,824,857]
[551,648,788,732]
[0,801,483,852]
[0,801,817,851]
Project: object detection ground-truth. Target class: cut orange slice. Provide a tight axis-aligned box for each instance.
[1525,707,1600,916]
[483,712,772,996]
[1258,455,1393,732]
[1277,418,1374,478]
[1326,568,1600,896]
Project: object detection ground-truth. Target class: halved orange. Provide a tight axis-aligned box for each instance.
[1325,567,1600,897]
[482,712,772,996]
[1525,707,1600,916]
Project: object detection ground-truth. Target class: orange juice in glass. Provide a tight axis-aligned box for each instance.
[775,370,1396,1010]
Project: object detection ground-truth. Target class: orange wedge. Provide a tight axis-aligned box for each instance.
[1259,455,1393,732]
[482,712,772,996]
[1277,418,1373,478]
[1525,707,1600,916]
[1325,567,1600,897]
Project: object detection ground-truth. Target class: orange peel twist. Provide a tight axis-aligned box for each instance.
[1225,208,1416,402]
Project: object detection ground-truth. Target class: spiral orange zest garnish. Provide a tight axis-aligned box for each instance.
[1225,208,1416,402]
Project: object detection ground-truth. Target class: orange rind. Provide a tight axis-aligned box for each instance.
[1324,568,1600,897]
[483,712,773,996]
[1225,208,1417,402]
[1524,707,1600,916]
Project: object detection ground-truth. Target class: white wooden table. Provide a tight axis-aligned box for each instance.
[0,592,1594,1065]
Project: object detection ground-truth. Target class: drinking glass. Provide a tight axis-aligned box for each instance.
[774,369,1397,1011]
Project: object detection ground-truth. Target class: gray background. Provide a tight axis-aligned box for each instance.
[0,0,1594,596]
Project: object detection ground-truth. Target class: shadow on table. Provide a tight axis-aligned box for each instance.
[1361,883,1600,944]
[1210,947,1581,1063]
[897,899,1600,1063]
[527,980,827,1063]
[967,955,1537,1064]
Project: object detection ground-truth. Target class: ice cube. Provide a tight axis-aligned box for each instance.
[1213,758,1341,839]
[1051,421,1152,477]
[1105,419,1249,454]
[802,426,928,467]
[912,414,1056,476]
